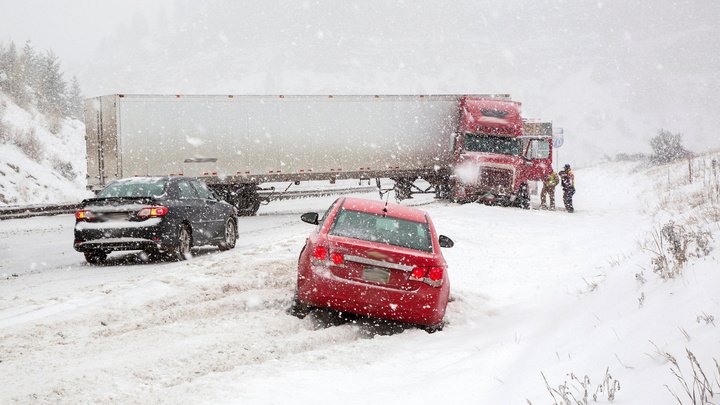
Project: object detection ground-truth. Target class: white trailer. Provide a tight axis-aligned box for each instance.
[84,94,510,214]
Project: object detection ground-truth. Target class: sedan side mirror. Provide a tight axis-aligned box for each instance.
[439,235,454,248]
[301,212,319,225]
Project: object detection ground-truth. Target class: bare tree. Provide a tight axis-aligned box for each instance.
[650,129,692,165]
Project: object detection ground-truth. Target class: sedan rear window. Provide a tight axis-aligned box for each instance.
[98,180,167,198]
[329,209,433,252]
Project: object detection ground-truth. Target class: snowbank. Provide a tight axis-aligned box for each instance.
[0,159,718,403]
[0,92,89,205]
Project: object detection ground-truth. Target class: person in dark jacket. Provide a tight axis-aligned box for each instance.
[558,164,575,213]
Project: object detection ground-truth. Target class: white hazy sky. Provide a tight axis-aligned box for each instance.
[2,1,719,165]
[0,0,171,75]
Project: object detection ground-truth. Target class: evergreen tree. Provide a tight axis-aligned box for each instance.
[0,43,9,92]
[20,41,39,103]
[67,76,83,119]
[1,41,81,126]
[2,42,30,107]
[36,50,67,118]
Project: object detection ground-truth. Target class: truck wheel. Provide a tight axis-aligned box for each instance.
[84,250,107,265]
[435,181,452,200]
[237,186,261,216]
[171,225,192,261]
[392,178,414,201]
[515,183,530,209]
[218,219,237,251]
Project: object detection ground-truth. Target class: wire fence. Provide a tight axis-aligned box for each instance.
[683,154,720,205]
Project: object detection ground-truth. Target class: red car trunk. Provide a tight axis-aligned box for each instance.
[325,235,438,291]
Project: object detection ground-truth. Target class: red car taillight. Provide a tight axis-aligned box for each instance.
[75,209,96,221]
[427,267,443,282]
[411,267,425,279]
[137,206,169,219]
[312,246,328,261]
[311,247,343,265]
[330,252,344,265]
[410,266,445,287]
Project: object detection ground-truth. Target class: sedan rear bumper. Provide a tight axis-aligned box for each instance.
[74,237,162,252]
[297,263,449,326]
[73,218,177,252]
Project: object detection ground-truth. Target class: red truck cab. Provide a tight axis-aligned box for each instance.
[451,96,553,208]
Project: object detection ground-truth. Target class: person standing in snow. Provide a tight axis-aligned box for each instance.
[559,164,575,213]
[540,170,559,210]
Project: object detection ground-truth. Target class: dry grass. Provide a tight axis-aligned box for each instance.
[661,349,720,404]
[533,368,620,404]
[12,127,45,161]
[643,222,713,280]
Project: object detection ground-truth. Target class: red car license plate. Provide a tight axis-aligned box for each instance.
[362,266,390,284]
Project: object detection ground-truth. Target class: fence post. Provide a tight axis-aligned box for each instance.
[710,158,720,203]
[688,157,693,183]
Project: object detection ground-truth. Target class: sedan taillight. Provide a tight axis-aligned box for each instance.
[137,206,169,219]
[427,267,444,282]
[330,252,344,265]
[312,246,328,261]
[75,209,96,221]
[311,246,346,265]
[410,266,445,287]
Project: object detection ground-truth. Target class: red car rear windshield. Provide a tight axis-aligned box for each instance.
[329,209,433,252]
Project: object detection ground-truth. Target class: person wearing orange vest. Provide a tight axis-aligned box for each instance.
[540,170,559,210]
[559,164,575,213]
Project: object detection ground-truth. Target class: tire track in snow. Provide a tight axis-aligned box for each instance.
[0,230,373,403]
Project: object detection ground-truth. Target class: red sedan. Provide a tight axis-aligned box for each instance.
[292,197,454,330]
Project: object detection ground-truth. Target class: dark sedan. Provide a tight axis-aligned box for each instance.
[74,176,238,264]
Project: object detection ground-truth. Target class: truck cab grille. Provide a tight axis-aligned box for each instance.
[478,167,513,191]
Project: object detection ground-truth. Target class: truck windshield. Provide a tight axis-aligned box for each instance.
[98,179,167,198]
[329,209,433,253]
[464,133,521,156]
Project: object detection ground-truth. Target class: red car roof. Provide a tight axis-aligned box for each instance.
[340,197,429,223]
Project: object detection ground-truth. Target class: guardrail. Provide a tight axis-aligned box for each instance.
[0,186,379,221]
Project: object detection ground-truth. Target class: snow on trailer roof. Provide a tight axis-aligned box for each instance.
[339,197,429,223]
[109,177,168,184]
[93,93,513,101]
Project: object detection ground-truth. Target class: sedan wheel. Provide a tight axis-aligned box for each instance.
[219,219,237,251]
[172,225,192,261]
[289,294,311,319]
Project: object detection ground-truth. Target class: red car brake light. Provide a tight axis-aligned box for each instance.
[75,209,96,221]
[137,206,169,219]
[410,266,445,287]
[411,267,425,279]
[312,246,328,261]
[330,252,344,265]
[427,267,443,281]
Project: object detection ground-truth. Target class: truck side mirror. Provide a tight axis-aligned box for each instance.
[439,235,454,248]
[301,212,319,225]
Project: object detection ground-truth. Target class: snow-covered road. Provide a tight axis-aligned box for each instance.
[1,163,717,404]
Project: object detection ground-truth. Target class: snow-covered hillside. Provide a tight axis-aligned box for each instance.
[0,92,88,205]
[0,159,718,403]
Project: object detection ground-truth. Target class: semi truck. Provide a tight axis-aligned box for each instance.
[84,94,553,215]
